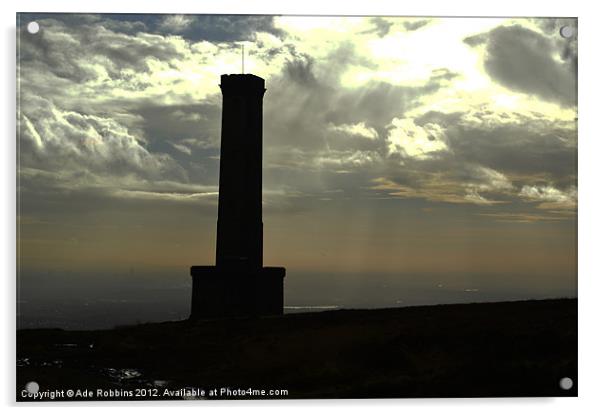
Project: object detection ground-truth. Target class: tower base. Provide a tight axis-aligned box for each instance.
[189,265,285,319]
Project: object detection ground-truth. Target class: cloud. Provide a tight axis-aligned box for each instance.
[263,54,455,163]
[17,14,305,120]
[20,18,188,84]
[476,212,572,223]
[469,165,514,191]
[386,118,448,159]
[158,15,196,33]
[464,24,576,106]
[411,106,577,188]
[370,162,514,205]
[153,14,286,42]
[169,141,192,155]
[327,122,379,140]
[463,188,504,205]
[258,21,575,217]
[370,174,507,206]
[133,103,222,152]
[17,14,297,218]
[359,17,431,38]
[18,165,220,219]
[17,15,578,224]
[20,95,183,180]
[519,184,577,210]
[111,188,218,203]
[16,91,226,216]
[314,150,382,169]
[362,17,394,38]
[15,15,579,312]
[402,20,431,31]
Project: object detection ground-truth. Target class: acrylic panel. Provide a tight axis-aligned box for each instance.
[16,13,577,401]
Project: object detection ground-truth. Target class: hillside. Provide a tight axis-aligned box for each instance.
[17,298,577,400]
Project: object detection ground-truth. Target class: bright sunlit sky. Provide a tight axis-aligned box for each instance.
[17,14,577,316]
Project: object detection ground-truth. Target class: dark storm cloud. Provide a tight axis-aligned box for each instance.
[19,95,185,180]
[132,102,224,185]
[447,126,576,184]
[18,14,243,219]
[530,17,577,50]
[18,13,105,28]
[134,103,222,151]
[413,108,576,184]
[402,20,430,31]
[19,13,285,42]
[21,13,151,35]
[19,18,188,83]
[152,14,285,42]
[283,57,319,87]
[529,18,577,76]
[18,91,227,216]
[17,14,577,222]
[362,18,394,37]
[464,24,576,106]
[361,17,430,38]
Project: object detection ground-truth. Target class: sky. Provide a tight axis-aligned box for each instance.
[16,14,577,327]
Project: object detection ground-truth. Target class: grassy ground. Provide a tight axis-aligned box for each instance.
[16,298,577,401]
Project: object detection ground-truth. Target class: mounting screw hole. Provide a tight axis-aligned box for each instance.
[559,377,573,390]
[25,381,39,394]
[560,26,574,39]
[27,21,40,34]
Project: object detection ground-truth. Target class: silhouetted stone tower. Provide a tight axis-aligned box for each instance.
[216,74,264,270]
[190,74,285,319]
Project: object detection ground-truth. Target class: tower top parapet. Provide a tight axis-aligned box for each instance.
[220,74,265,94]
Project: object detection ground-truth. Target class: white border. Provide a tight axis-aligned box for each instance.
[2,0,601,414]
